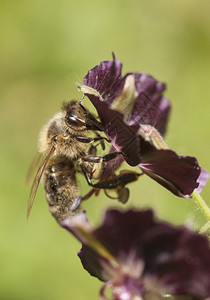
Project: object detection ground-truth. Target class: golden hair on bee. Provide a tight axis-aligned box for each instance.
[27,100,105,222]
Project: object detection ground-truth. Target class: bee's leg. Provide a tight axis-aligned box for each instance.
[81,152,123,180]
[81,167,141,204]
[82,151,123,163]
[94,132,107,150]
[77,135,109,156]
[79,103,104,132]
[76,136,110,144]
[76,130,110,152]
[82,167,141,189]
[88,133,109,155]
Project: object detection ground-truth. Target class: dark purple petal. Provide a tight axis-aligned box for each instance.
[61,212,117,282]
[139,149,201,197]
[160,232,210,297]
[80,56,171,165]
[155,97,171,136]
[149,232,210,297]
[92,210,155,257]
[75,209,171,267]
[128,73,170,135]
[82,55,170,136]
[68,209,210,299]
[128,92,171,136]
[134,73,166,95]
[140,223,210,297]
[81,93,157,166]
[83,53,122,102]
[75,210,155,284]
[78,247,108,281]
[86,97,141,166]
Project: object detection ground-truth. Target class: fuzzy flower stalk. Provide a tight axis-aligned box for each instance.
[78,54,210,220]
[62,209,210,300]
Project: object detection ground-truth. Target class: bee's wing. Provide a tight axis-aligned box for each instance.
[27,144,55,219]
[25,152,43,186]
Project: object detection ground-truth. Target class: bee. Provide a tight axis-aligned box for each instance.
[27,100,140,223]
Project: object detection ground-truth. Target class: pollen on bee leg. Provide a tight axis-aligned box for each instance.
[90,159,104,180]
[71,196,82,211]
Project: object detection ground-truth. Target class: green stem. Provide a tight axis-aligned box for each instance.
[192,190,210,221]
[200,221,210,235]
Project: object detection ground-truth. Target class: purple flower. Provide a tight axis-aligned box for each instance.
[78,54,209,198]
[62,209,210,300]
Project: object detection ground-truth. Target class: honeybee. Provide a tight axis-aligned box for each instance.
[27,100,140,223]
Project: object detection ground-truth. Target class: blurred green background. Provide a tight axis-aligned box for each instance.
[1,0,210,299]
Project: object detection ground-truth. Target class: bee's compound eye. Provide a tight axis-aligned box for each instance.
[68,115,78,125]
[66,113,85,128]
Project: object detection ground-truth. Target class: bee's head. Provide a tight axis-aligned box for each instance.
[63,100,87,131]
